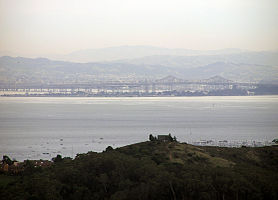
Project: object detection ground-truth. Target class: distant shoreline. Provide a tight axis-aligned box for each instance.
[1,94,278,97]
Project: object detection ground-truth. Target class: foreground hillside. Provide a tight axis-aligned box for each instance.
[1,141,278,200]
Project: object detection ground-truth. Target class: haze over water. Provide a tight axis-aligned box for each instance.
[0,96,278,161]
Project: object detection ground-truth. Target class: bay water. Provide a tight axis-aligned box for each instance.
[0,96,277,161]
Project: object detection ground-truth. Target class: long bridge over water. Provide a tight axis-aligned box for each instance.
[0,80,257,90]
[0,80,258,96]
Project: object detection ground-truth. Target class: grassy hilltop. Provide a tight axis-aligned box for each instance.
[1,141,278,200]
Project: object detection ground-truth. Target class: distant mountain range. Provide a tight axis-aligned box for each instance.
[48,46,248,63]
[0,47,278,85]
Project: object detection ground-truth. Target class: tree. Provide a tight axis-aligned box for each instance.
[106,146,113,152]
[149,134,155,141]
[168,133,174,142]
[2,155,13,165]
[52,154,63,163]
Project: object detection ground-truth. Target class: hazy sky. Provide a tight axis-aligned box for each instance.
[0,0,278,56]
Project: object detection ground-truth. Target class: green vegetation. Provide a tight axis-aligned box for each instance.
[1,141,278,200]
[0,174,18,188]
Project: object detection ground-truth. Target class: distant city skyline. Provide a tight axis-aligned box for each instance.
[1,0,278,57]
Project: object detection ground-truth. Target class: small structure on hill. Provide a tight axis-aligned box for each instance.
[0,155,22,173]
[158,135,173,142]
[1,155,13,172]
[149,134,177,142]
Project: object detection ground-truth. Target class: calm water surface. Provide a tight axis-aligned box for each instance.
[0,96,278,161]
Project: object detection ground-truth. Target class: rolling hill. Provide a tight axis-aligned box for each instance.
[1,140,278,200]
[1,50,278,85]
